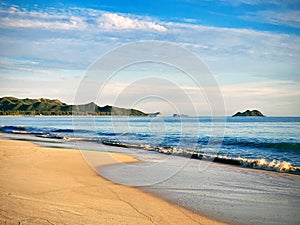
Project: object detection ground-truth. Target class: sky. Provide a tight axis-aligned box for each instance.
[0,0,299,116]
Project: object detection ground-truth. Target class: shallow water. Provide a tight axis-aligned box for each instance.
[96,144,300,225]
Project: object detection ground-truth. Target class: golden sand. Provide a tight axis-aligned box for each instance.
[0,138,228,225]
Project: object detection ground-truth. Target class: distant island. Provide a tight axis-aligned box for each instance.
[0,96,148,116]
[232,110,265,117]
[173,114,188,117]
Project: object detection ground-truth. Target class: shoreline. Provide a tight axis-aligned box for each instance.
[0,137,229,225]
[1,128,299,175]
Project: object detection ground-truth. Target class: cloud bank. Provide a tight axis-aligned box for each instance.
[0,2,299,115]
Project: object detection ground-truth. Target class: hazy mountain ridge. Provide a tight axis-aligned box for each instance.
[0,97,148,116]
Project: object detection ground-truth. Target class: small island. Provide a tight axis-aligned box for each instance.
[232,110,265,117]
[173,114,188,117]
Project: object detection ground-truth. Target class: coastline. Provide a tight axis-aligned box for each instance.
[0,137,229,225]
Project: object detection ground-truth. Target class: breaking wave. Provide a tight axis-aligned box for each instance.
[100,139,300,175]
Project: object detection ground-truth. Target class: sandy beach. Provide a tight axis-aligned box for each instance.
[0,138,228,225]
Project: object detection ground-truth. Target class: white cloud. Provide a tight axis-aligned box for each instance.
[241,10,300,28]
[97,12,167,32]
[0,6,87,30]
[220,81,300,115]
[0,6,167,32]
[0,17,86,30]
[164,21,300,62]
[1,3,299,115]
[1,5,299,73]
[221,81,299,98]
[223,0,298,6]
[0,74,81,104]
[91,78,300,116]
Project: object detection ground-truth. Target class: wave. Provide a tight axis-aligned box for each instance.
[0,125,46,135]
[98,131,151,139]
[238,158,297,173]
[52,128,75,133]
[164,136,300,153]
[0,125,28,133]
[100,139,300,175]
[0,125,89,135]
[0,125,151,142]
[220,137,300,153]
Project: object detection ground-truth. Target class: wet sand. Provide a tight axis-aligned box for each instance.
[0,138,228,225]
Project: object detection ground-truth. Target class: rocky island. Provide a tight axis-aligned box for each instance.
[232,110,265,117]
[173,114,188,117]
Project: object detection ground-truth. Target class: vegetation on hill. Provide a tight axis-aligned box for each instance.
[0,97,148,116]
[232,110,265,117]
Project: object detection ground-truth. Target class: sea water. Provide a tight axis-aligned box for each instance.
[0,116,300,224]
[1,116,299,170]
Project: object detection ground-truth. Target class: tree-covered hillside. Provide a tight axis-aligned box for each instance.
[0,97,148,116]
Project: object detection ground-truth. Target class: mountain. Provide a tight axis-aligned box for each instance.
[232,110,265,117]
[0,96,148,116]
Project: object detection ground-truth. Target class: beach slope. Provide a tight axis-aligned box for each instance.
[0,138,228,225]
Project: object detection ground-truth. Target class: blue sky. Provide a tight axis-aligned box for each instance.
[0,0,299,115]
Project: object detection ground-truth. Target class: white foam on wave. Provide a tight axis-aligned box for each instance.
[239,158,299,172]
[100,140,300,174]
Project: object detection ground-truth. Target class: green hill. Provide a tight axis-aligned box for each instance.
[0,97,148,116]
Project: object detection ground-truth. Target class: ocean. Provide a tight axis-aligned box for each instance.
[1,116,300,224]
[1,116,299,172]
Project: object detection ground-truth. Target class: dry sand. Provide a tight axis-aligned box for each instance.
[0,138,229,225]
